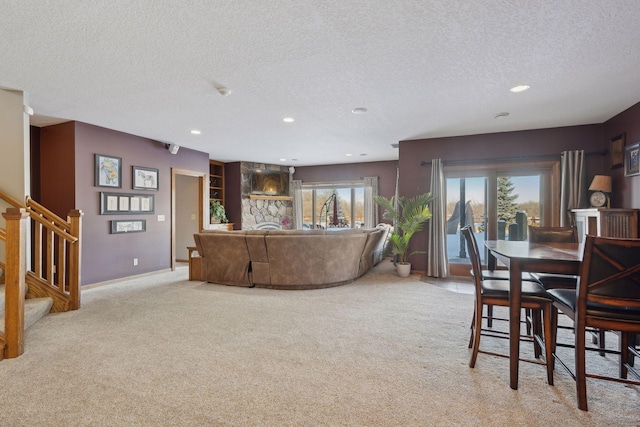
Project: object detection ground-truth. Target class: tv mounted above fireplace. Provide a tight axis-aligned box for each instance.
[250,169,290,197]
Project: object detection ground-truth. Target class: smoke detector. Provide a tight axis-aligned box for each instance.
[216,86,231,96]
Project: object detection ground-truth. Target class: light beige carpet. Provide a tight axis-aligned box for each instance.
[0,260,638,426]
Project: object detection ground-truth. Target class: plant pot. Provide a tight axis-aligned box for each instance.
[396,262,411,277]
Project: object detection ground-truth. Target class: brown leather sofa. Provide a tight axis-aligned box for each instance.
[193,225,390,290]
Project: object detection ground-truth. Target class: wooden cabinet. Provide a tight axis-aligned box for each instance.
[209,160,225,206]
[572,208,639,242]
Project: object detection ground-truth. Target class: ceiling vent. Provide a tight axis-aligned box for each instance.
[390,143,399,148]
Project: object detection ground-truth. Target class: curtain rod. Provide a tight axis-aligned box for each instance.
[419,149,607,166]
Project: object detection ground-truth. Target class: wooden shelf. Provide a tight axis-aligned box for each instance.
[209,160,225,206]
[249,195,292,201]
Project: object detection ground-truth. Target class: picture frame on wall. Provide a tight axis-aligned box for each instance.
[610,133,625,168]
[132,166,159,190]
[95,154,122,188]
[624,143,640,177]
[100,192,155,214]
[110,219,146,234]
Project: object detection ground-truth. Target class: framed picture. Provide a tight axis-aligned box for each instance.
[100,192,155,214]
[624,143,640,177]
[132,166,159,190]
[110,219,146,234]
[95,154,122,188]
[610,133,625,168]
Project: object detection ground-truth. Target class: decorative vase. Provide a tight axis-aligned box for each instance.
[396,263,411,277]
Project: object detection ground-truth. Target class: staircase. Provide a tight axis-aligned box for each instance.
[0,282,53,334]
[0,190,83,360]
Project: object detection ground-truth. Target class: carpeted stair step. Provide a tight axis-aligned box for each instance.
[0,282,29,309]
[0,284,53,333]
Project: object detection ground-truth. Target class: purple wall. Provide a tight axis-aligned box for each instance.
[603,102,640,208]
[399,124,606,273]
[38,121,209,285]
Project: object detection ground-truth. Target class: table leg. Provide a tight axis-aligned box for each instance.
[509,261,522,390]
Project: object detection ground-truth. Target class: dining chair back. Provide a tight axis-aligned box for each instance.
[547,235,640,411]
[528,226,578,243]
[529,226,578,290]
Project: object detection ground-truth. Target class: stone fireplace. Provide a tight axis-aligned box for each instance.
[240,162,293,230]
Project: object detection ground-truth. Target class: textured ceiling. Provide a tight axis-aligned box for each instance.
[2,1,640,166]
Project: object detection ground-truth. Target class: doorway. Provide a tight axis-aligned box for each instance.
[171,168,206,270]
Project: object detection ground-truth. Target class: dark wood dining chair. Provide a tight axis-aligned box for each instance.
[461,226,555,384]
[529,226,606,354]
[469,235,538,332]
[547,235,640,411]
[529,226,579,290]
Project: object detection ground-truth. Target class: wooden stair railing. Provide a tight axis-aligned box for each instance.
[0,189,83,360]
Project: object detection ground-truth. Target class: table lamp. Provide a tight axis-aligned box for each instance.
[588,175,612,208]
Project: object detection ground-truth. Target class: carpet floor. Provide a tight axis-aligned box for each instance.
[0,260,638,426]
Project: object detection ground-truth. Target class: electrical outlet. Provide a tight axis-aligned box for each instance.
[133,258,138,266]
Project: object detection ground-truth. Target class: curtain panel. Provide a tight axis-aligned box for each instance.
[427,159,449,277]
[291,179,303,229]
[560,150,586,226]
[364,176,379,228]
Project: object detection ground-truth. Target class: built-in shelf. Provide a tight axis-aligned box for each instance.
[248,195,292,201]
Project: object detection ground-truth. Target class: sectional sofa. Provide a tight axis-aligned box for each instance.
[193,225,391,290]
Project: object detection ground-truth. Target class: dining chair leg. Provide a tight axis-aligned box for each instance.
[543,303,554,385]
[620,332,630,379]
[487,304,494,328]
[469,302,483,368]
[549,306,558,372]
[468,308,476,349]
[531,309,542,358]
[630,333,637,368]
[598,329,606,357]
[575,320,588,411]
[525,308,533,336]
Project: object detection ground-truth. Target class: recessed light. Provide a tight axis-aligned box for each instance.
[190,129,201,135]
[345,153,352,157]
[360,153,367,156]
[351,107,368,114]
[510,84,530,93]
[283,117,295,123]
[280,158,286,162]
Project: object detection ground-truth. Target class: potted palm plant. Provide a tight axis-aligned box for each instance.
[209,200,228,224]
[373,193,434,277]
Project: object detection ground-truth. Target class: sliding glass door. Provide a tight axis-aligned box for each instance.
[445,160,557,273]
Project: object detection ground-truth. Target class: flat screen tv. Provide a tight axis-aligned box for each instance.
[250,169,289,196]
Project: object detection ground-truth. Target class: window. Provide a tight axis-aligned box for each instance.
[302,183,365,229]
[444,160,558,272]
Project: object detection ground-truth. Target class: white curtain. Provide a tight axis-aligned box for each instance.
[291,179,303,230]
[560,150,586,226]
[427,159,449,277]
[364,176,379,228]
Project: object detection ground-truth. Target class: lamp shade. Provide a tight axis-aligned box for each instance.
[588,175,612,193]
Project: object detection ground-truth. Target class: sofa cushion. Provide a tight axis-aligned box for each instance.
[245,232,270,285]
[358,228,383,277]
[194,233,251,287]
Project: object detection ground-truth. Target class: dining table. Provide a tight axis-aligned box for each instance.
[484,240,583,390]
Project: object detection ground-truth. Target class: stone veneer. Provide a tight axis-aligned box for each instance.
[240,162,293,230]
